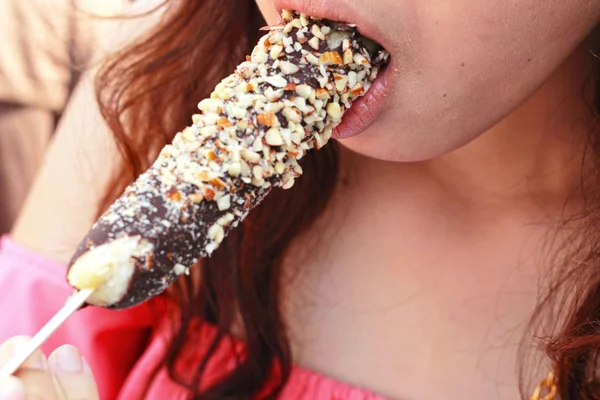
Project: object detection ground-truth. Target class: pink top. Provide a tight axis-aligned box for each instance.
[0,236,387,400]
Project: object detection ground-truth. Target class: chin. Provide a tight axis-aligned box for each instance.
[337,124,474,163]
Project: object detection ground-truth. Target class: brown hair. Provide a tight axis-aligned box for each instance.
[96,0,338,398]
[96,0,600,398]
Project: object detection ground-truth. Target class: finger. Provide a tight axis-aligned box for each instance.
[0,376,26,400]
[0,337,59,400]
[48,345,99,400]
[0,336,46,371]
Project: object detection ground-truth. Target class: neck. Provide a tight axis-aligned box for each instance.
[282,42,596,399]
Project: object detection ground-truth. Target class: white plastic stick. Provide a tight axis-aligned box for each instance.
[0,289,93,377]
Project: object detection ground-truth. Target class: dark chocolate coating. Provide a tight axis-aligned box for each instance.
[67,11,389,310]
[69,173,269,309]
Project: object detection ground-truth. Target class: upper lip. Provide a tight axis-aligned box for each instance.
[272,0,391,53]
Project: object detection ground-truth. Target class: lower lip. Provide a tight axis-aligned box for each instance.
[332,61,392,140]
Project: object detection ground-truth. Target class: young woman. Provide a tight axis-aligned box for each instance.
[1,0,599,398]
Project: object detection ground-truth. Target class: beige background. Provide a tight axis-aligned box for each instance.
[0,0,164,233]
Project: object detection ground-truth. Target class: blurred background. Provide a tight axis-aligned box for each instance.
[0,0,163,235]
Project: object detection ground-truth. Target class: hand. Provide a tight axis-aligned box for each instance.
[0,336,99,400]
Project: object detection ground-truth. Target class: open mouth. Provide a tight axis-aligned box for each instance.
[333,58,392,139]
[273,0,393,139]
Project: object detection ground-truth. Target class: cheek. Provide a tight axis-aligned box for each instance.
[255,0,280,24]
[343,1,599,162]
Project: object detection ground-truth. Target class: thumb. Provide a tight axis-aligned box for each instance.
[0,376,26,400]
[48,345,99,400]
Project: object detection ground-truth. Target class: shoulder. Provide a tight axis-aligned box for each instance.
[75,0,169,64]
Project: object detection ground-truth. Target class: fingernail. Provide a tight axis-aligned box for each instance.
[53,345,83,372]
[0,376,26,400]
[12,340,45,370]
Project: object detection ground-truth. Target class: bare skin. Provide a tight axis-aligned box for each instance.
[6,1,600,399]
[282,49,592,398]
[0,337,98,400]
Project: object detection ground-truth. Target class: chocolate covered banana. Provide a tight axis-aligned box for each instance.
[67,10,389,309]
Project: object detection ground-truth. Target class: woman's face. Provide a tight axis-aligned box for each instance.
[256,0,600,161]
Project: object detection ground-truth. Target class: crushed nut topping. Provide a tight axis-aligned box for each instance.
[69,10,389,309]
